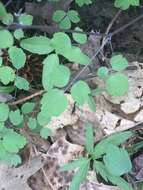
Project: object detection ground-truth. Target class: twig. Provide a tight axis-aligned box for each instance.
[105,10,122,36]
[64,37,109,92]
[111,12,143,37]
[8,90,44,106]
[5,23,102,36]
[4,0,12,7]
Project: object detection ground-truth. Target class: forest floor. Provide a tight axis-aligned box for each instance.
[1,1,143,190]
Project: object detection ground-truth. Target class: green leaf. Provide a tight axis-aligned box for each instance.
[93,131,133,159]
[0,30,14,48]
[110,55,128,71]
[40,127,52,139]
[73,27,87,44]
[59,16,71,29]
[2,152,22,166]
[14,29,24,40]
[104,144,132,176]
[20,36,54,55]
[42,54,59,90]
[0,122,4,132]
[114,0,139,10]
[67,10,80,23]
[0,2,13,25]
[0,141,7,160]
[0,57,2,66]
[75,0,92,6]
[108,175,134,190]
[0,2,7,19]
[53,65,70,88]
[21,102,35,114]
[85,122,94,154]
[2,13,13,25]
[64,46,91,65]
[8,46,26,69]
[14,76,29,90]
[97,66,109,79]
[69,160,89,190]
[71,80,91,106]
[0,103,9,122]
[42,54,70,90]
[28,117,37,130]
[60,157,89,171]
[52,33,90,65]
[0,66,15,85]
[106,73,129,96]
[53,10,66,22]
[51,32,71,55]
[87,95,96,112]
[7,154,21,166]
[41,89,68,117]
[93,161,109,182]
[2,130,26,153]
[9,109,23,126]
[37,111,51,126]
[18,14,33,25]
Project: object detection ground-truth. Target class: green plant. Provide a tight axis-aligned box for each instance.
[53,10,80,29]
[0,0,140,169]
[114,0,139,10]
[61,123,133,190]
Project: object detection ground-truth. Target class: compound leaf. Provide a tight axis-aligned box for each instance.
[93,131,133,159]
[59,16,71,29]
[53,10,66,22]
[67,10,80,23]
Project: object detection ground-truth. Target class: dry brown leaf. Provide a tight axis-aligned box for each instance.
[28,137,84,190]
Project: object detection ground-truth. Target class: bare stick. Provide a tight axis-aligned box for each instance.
[105,10,122,35]
[9,90,44,106]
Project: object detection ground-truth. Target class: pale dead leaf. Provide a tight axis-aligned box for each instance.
[28,137,84,190]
